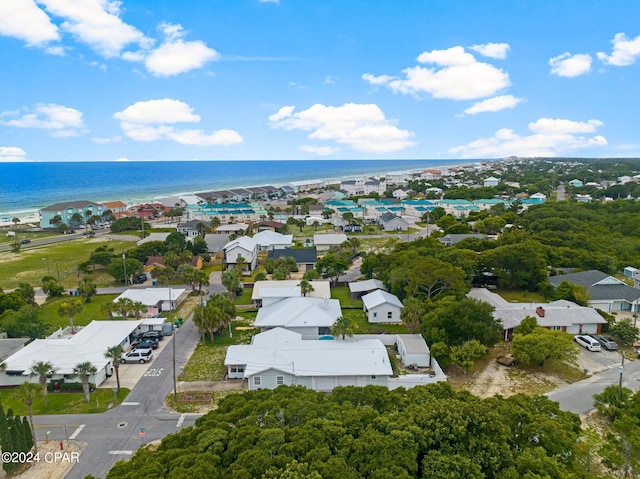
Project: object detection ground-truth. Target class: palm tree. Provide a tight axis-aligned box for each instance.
[73,361,97,403]
[113,297,134,320]
[57,298,84,333]
[12,382,41,453]
[129,300,147,320]
[29,361,56,406]
[104,345,124,391]
[77,278,97,302]
[332,315,357,340]
[298,279,315,297]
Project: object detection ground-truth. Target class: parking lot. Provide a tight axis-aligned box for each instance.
[101,335,174,390]
[576,343,625,375]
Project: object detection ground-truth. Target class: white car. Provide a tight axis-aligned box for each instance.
[575,335,601,352]
[121,348,153,364]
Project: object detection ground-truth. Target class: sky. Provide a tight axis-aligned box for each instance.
[1,0,640,162]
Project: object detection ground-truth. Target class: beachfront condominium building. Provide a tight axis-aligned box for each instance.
[339,177,387,197]
[39,200,108,229]
[186,202,268,224]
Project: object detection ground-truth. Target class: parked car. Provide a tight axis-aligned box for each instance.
[575,335,602,352]
[496,353,517,366]
[134,274,147,284]
[20,238,31,244]
[121,348,153,364]
[140,330,163,342]
[161,322,174,337]
[132,339,159,350]
[590,334,618,351]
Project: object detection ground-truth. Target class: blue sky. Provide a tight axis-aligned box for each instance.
[1,0,639,162]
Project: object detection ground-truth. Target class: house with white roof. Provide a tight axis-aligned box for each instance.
[252,280,331,307]
[468,288,607,340]
[288,179,326,192]
[223,236,258,273]
[252,230,293,251]
[0,321,142,387]
[113,288,187,317]
[313,233,348,251]
[362,290,404,323]
[348,279,387,299]
[224,328,392,391]
[483,176,500,187]
[254,296,342,338]
[214,223,250,234]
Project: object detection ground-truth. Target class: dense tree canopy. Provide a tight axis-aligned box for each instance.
[105,383,583,479]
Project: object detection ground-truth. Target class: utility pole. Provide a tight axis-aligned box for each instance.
[170,287,177,403]
[619,353,625,399]
[122,253,127,285]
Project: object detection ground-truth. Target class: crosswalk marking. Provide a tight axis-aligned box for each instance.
[69,424,85,439]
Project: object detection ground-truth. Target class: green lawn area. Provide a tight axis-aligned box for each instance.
[330,286,362,308]
[233,288,254,306]
[0,387,130,415]
[0,237,138,290]
[179,316,256,382]
[331,286,408,334]
[39,295,118,330]
[495,289,546,303]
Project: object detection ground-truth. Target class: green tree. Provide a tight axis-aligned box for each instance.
[0,306,49,339]
[73,361,98,402]
[512,327,578,366]
[221,269,243,298]
[610,318,640,345]
[298,279,314,297]
[16,283,35,305]
[29,361,56,406]
[400,296,425,333]
[57,297,84,333]
[77,278,97,302]
[12,382,41,454]
[42,276,64,297]
[481,241,548,290]
[104,345,124,391]
[449,339,487,373]
[315,252,349,284]
[332,315,357,339]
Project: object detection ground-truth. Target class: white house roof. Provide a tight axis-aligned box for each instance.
[225,328,392,377]
[252,230,293,248]
[254,297,342,328]
[3,320,141,375]
[397,334,430,355]
[251,280,331,300]
[362,290,403,310]
[313,233,347,245]
[115,288,186,306]
[223,235,257,252]
[469,288,606,330]
[261,286,301,298]
[348,279,386,293]
[216,223,249,233]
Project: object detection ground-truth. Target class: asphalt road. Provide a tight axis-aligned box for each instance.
[33,314,203,479]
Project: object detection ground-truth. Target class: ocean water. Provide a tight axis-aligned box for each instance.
[0,159,469,218]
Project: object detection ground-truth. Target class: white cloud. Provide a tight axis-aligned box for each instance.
[549,52,592,77]
[449,118,607,158]
[299,145,340,156]
[143,22,219,76]
[39,0,152,57]
[363,46,510,100]
[597,33,640,66]
[469,42,510,59]
[324,76,338,84]
[114,99,201,124]
[463,95,524,115]
[92,135,121,144]
[114,98,242,146]
[0,146,28,162]
[0,103,86,137]
[269,103,415,154]
[0,0,59,46]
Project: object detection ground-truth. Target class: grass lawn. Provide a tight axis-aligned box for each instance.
[233,288,254,306]
[495,289,546,303]
[0,387,130,415]
[330,286,362,308]
[39,295,118,330]
[179,317,256,382]
[0,237,138,290]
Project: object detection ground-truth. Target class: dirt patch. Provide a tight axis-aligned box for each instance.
[179,391,212,403]
[4,440,84,479]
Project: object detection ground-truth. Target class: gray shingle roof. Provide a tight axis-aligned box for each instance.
[548,270,640,302]
[267,248,318,263]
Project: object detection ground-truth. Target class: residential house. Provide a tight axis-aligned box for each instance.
[340,178,386,197]
[468,288,607,340]
[392,189,409,200]
[224,328,392,391]
[187,202,267,224]
[438,233,488,247]
[204,234,230,255]
[113,288,187,317]
[483,176,500,187]
[0,321,142,387]
[253,296,342,338]
[266,248,318,272]
[362,289,403,323]
[548,270,640,313]
[39,200,107,229]
[251,280,331,307]
[258,220,286,233]
[313,233,348,251]
[102,200,131,219]
[348,279,387,300]
[215,223,250,234]
[252,230,294,251]
[223,236,258,273]
[569,179,584,187]
[378,212,409,231]
[288,179,326,193]
[176,219,209,237]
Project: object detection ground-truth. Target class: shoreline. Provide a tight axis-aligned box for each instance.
[1,158,488,224]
